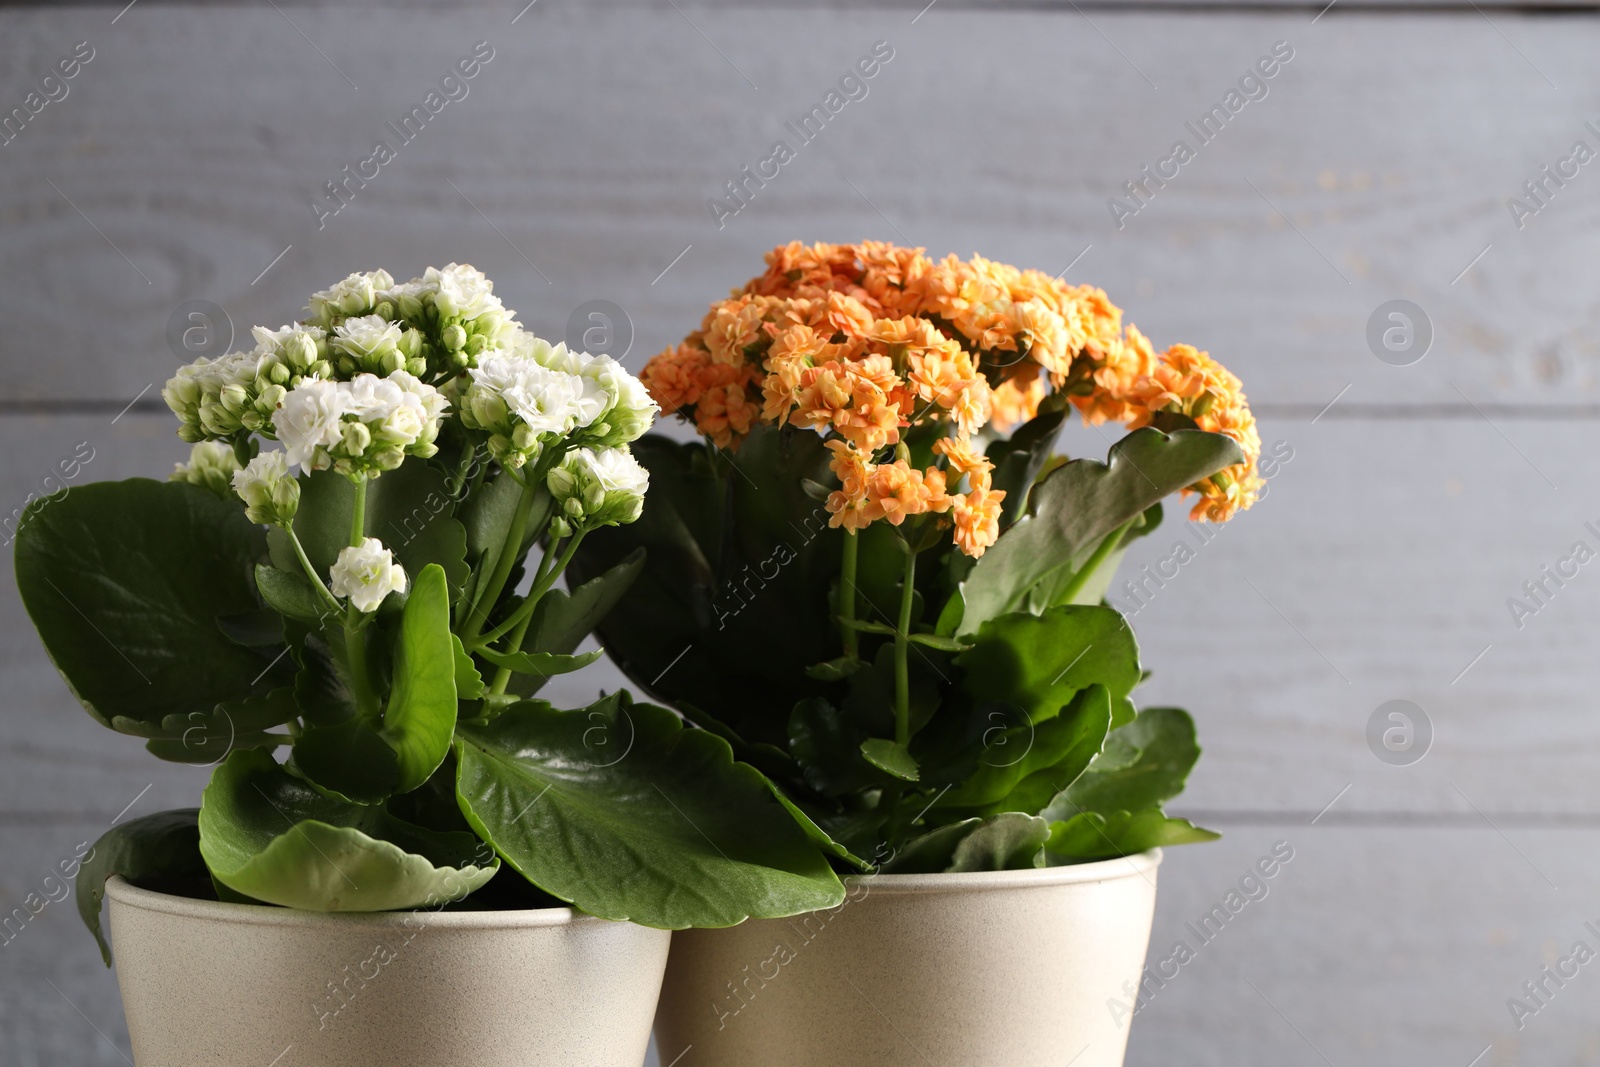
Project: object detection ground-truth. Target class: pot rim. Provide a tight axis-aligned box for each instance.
[841,848,1162,895]
[103,875,625,931]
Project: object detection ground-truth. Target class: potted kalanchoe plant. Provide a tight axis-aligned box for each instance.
[572,242,1264,1067]
[15,264,844,1067]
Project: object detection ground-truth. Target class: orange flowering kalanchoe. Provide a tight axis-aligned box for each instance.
[640,241,1262,555]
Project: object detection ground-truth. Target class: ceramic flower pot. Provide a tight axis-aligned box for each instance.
[105,876,671,1067]
[654,850,1162,1067]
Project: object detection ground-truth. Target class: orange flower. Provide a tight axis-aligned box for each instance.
[641,241,1261,539]
[639,343,713,415]
[864,460,952,526]
[792,356,905,452]
[951,486,1006,558]
[990,368,1046,433]
[934,436,994,492]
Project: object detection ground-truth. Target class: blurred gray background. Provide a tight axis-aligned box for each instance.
[3,1,1599,1064]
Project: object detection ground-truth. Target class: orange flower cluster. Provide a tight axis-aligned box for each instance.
[639,242,1261,547]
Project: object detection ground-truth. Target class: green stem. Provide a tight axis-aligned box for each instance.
[893,547,918,747]
[348,476,368,548]
[1055,514,1139,606]
[839,529,860,659]
[477,531,586,654]
[285,526,343,621]
[459,478,537,646]
[344,606,378,721]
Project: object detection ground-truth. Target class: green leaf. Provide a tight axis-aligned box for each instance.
[526,548,646,656]
[860,738,920,781]
[454,694,844,928]
[879,812,1050,873]
[957,605,1141,723]
[1041,707,1204,822]
[77,810,209,965]
[933,685,1113,816]
[269,459,470,601]
[476,648,603,678]
[452,635,484,700]
[907,632,970,652]
[381,564,458,793]
[958,428,1243,635]
[14,479,292,731]
[949,812,1051,871]
[789,697,880,797]
[804,656,863,682]
[142,687,300,764]
[1043,809,1219,863]
[289,718,401,805]
[256,564,328,625]
[200,749,497,911]
[985,408,1065,524]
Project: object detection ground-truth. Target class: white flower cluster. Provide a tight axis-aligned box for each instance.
[306,264,518,378]
[459,336,658,471]
[547,447,650,538]
[275,370,449,477]
[229,451,301,526]
[162,323,333,445]
[169,441,241,499]
[330,537,407,613]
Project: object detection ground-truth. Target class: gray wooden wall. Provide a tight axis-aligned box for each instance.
[2,1,1599,1064]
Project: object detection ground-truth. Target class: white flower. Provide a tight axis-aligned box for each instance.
[274,379,347,470]
[546,446,649,536]
[461,350,588,469]
[230,450,300,526]
[308,270,395,326]
[332,315,403,371]
[425,263,501,321]
[330,537,407,613]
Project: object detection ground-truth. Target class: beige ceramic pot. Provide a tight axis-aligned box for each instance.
[654,850,1162,1067]
[106,876,670,1067]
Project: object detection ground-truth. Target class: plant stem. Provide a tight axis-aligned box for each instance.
[348,476,368,548]
[839,529,860,659]
[893,546,918,747]
[285,527,344,620]
[1055,514,1139,606]
[478,531,586,654]
[344,605,378,721]
[458,478,537,646]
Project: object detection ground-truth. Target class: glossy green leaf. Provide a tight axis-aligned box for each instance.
[985,408,1065,523]
[477,648,603,678]
[948,813,1051,871]
[381,564,457,792]
[14,479,292,731]
[256,564,328,625]
[1041,707,1204,822]
[200,750,496,911]
[860,738,920,781]
[525,549,645,656]
[77,809,209,965]
[289,718,401,804]
[957,605,1141,723]
[879,812,1050,873]
[958,429,1243,635]
[789,697,880,797]
[452,635,484,700]
[1043,808,1219,864]
[455,694,844,928]
[933,685,1113,816]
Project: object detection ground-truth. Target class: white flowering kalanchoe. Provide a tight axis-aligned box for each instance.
[274,371,449,477]
[230,450,301,526]
[169,441,241,499]
[330,537,407,613]
[546,446,650,538]
[459,335,658,471]
[330,315,426,379]
[163,325,336,445]
[306,270,395,330]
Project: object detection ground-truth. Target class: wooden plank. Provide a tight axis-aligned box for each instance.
[0,7,1597,407]
[2,412,1598,820]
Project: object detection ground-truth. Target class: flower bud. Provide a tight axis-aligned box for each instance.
[171,441,241,501]
[442,323,468,352]
[230,450,299,526]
